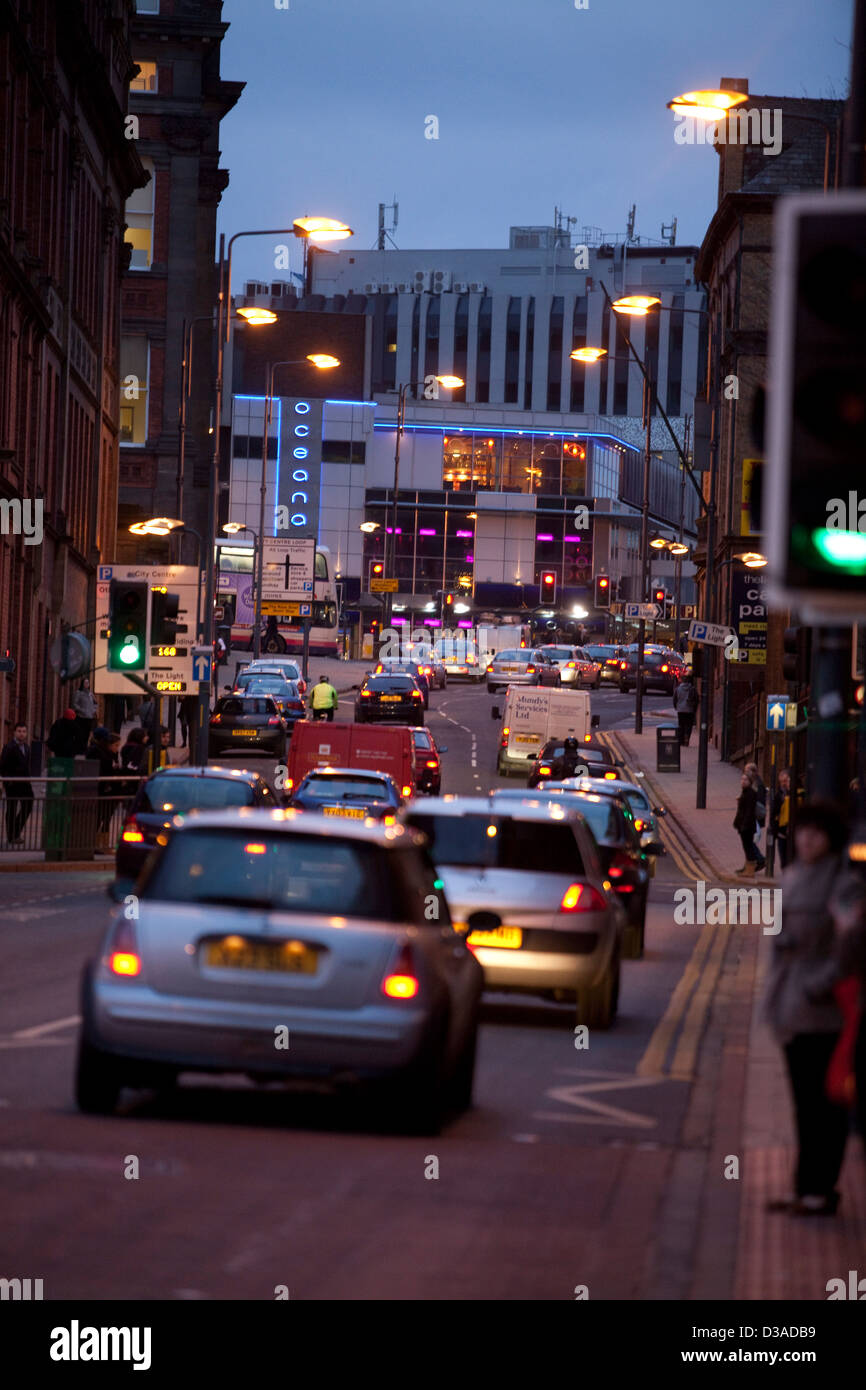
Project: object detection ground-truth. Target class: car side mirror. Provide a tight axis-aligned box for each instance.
[653,806,666,816]
[491,705,500,720]
[591,715,600,728]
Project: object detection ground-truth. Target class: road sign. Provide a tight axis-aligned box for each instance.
[688,619,737,647]
[0,656,15,674]
[678,604,696,620]
[370,577,399,593]
[261,537,316,603]
[95,565,200,695]
[192,651,212,684]
[625,602,662,620]
[49,632,91,682]
[786,700,800,729]
[766,694,790,731]
[261,601,312,617]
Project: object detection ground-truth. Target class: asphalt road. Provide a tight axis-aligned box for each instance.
[0,682,714,1301]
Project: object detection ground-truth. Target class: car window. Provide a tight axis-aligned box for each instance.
[408,813,585,875]
[540,741,609,764]
[495,650,523,661]
[300,775,391,801]
[139,776,258,813]
[143,828,401,918]
[564,797,624,845]
[367,675,414,690]
[217,697,275,716]
[412,730,433,749]
[544,648,573,660]
[623,789,652,815]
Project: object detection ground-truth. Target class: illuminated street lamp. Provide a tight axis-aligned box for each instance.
[570,346,607,362]
[666,89,749,120]
[235,306,278,325]
[611,295,662,317]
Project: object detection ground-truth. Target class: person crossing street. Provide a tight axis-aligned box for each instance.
[309,674,339,722]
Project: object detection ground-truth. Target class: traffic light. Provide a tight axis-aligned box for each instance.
[539,571,557,605]
[368,560,385,587]
[107,580,148,671]
[150,588,182,649]
[767,191,866,610]
[443,592,454,611]
[654,589,666,606]
[782,626,812,684]
[594,574,611,608]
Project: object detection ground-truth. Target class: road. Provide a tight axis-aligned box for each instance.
[0,682,726,1300]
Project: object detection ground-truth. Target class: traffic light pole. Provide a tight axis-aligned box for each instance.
[634,378,652,737]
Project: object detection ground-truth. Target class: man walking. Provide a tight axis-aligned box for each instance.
[0,723,34,844]
[673,674,699,746]
[309,674,339,722]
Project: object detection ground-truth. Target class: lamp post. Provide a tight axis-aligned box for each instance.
[383,376,463,635]
[222,521,258,656]
[667,89,838,193]
[252,355,339,661]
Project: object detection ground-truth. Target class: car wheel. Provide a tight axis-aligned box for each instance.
[576,957,619,1030]
[594,675,601,689]
[448,1015,479,1112]
[622,915,645,960]
[382,1016,449,1135]
[487,685,496,695]
[75,1035,122,1116]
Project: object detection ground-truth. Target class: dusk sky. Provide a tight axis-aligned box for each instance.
[218,0,852,288]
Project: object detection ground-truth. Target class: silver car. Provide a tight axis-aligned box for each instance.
[403,798,624,1028]
[558,777,666,859]
[485,647,560,694]
[537,645,601,689]
[76,810,483,1133]
[242,658,307,695]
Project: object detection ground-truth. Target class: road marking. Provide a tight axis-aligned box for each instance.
[636,922,715,1077]
[0,1038,72,1049]
[669,918,730,1079]
[13,1014,81,1039]
[535,1071,664,1127]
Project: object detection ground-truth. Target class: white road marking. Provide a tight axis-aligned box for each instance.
[13,1014,81,1039]
[534,1070,664,1128]
[0,1038,72,1049]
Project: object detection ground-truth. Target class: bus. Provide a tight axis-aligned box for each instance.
[215,539,339,657]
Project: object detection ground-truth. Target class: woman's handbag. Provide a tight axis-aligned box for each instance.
[826,977,861,1106]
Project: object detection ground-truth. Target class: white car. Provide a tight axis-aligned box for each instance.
[537,645,601,689]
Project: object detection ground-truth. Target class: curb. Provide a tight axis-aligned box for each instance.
[0,859,114,873]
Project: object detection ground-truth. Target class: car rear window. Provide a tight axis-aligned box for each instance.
[543,647,573,660]
[412,730,433,748]
[143,828,400,918]
[300,775,390,801]
[550,796,624,845]
[407,813,585,876]
[585,646,615,660]
[138,775,258,813]
[367,675,414,690]
[494,650,524,661]
[540,741,610,764]
[245,679,291,693]
[217,697,275,716]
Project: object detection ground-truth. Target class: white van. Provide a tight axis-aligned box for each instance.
[492,686,599,776]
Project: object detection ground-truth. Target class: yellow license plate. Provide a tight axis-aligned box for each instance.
[204,939,317,973]
[464,927,522,949]
[502,665,519,672]
[380,695,401,702]
[514,734,539,744]
[322,805,366,818]
[231,728,258,735]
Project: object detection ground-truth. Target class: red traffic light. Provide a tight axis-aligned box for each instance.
[654,589,665,603]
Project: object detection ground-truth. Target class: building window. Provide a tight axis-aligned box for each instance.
[119,337,149,445]
[135,0,160,11]
[124,157,154,270]
[547,297,563,411]
[504,297,520,403]
[524,298,535,409]
[562,437,587,494]
[130,61,158,93]
[322,440,366,464]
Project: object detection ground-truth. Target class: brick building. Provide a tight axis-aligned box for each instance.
[117,0,243,564]
[0,0,146,749]
[694,80,843,771]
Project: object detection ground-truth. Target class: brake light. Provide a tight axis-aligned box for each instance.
[381,944,420,1000]
[526,665,536,673]
[538,765,552,776]
[402,785,412,797]
[121,816,143,843]
[288,700,304,711]
[412,690,423,699]
[210,713,222,724]
[360,690,372,697]
[566,661,576,668]
[661,664,669,672]
[584,734,591,742]
[620,662,627,670]
[425,759,438,769]
[106,919,142,977]
[603,771,617,779]
[559,883,607,913]
[267,716,281,725]
[634,819,645,832]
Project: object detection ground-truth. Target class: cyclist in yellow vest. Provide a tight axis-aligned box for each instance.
[309,675,339,722]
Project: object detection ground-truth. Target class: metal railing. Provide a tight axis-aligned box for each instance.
[0,775,145,861]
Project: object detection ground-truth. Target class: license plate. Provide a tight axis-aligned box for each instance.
[502,665,519,672]
[464,926,522,949]
[380,695,401,702]
[204,939,318,973]
[232,728,258,736]
[322,805,366,818]
[514,733,539,744]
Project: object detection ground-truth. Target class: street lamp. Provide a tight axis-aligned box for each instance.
[128,517,204,641]
[382,375,465,631]
[667,88,836,191]
[252,354,340,660]
[570,346,607,363]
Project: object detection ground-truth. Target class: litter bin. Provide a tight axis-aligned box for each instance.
[43,758,100,861]
[656,726,681,773]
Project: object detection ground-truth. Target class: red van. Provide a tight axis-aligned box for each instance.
[286,721,416,798]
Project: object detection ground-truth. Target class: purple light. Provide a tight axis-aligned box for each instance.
[536,533,554,541]
[455,529,473,538]
[391,616,407,625]
[423,618,442,627]
[564,534,582,542]
[465,554,474,562]
[418,528,436,536]
[457,619,473,628]
[385,526,402,534]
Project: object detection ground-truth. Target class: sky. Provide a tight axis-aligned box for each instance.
[217,0,853,289]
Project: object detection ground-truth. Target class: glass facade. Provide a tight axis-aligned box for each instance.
[443,431,588,494]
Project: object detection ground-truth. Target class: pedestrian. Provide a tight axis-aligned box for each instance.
[0,722,34,845]
[733,770,766,874]
[771,768,793,870]
[138,696,156,740]
[86,726,122,845]
[309,674,339,722]
[120,726,148,773]
[673,674,699,746]
[46,707,81,759]
[764,801,860,1216]
[745,761,767,866]
[72,678,98,751]
[178,694,198,749]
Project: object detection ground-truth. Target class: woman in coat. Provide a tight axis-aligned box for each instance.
[734,771,766,874]
[764,801,858,1216]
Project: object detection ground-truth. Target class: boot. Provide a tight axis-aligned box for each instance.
[736,861,757,876]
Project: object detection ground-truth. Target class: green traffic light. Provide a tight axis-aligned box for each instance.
[119,637,141,665]
[811,527,866,573]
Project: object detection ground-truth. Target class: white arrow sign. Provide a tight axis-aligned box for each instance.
[625,602,662,620]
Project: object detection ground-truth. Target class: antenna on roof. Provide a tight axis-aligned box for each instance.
[376,198,400,250]
[661,217,677,246]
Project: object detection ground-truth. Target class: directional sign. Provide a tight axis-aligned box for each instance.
[688,619,737,648]
[370,577,399,593]
[192,651,212,684]
[261,538,316,603]
[95,565,200,695]
[766,694,790,731]
[625,602,662,620]
[261,600,312,617]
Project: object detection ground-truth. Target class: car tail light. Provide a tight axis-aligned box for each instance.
[566,661,576,668]
[267,716,281,725]
[381,943,420,1000]
[210,713,222,724]
[486,664,493,673]
[121,816,143,843]
[106,919,142,978]
[288,700,304,711]
[620,662,627,670]
[538,765,552,776]
[603,771,617,779]
[360,690,372,698]
[583,734,591,742]
[559,883,607,913]
[526,664,536,673]
[634,818,645,832]
[661,664,669,673]
[412,690,423,699]
[425,759,438,769]
[402,785,412,797]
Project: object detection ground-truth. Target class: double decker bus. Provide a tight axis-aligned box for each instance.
[215,540,339,657]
